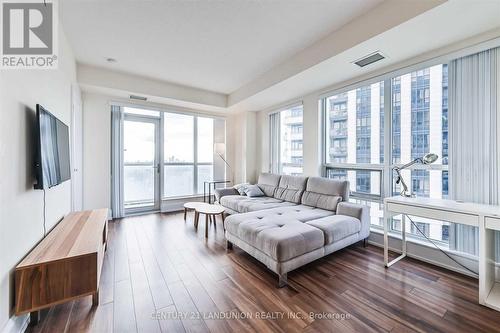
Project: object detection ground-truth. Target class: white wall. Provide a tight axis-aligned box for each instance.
[0,29,77,333]
[226,111,257,184]
[256,92,321,177]
[82,93,112,211]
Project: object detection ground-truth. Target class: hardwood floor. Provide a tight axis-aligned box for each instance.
[28,211,500,333]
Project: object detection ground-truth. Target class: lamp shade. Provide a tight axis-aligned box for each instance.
[422,153,438,164]
[214,143,226,155]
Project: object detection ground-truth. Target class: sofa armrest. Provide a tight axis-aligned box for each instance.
[336,202,370,238]
[214,188,239,202]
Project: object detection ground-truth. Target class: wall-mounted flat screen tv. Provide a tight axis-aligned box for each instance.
[34,104,71,189]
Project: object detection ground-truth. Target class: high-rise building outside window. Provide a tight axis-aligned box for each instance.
[323,64,449,244]
[269,105,304,175]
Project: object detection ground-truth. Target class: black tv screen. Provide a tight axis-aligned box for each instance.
[34,104,71,189]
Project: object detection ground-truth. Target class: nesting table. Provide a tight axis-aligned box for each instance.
[183,202,225,238]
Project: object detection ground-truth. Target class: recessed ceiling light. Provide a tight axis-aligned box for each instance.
[106,57,117,63]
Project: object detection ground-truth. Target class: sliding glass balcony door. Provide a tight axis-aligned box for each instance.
[123,114,160,213]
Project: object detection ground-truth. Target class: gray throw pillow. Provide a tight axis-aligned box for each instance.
[233,183,249,195]
[244,184,265,197]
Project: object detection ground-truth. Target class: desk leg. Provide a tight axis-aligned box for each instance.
[401,214,407,257]
[386,214,407,268]
[384,206,389,267]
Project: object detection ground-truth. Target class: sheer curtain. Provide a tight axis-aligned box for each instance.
[111,105,124,218]
[269,112,280,173]
[449,47,500,257]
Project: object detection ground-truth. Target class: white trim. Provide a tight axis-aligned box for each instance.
[109,99,227,120]
[265,100,303,115]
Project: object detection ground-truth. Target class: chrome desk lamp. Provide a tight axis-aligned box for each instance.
[394,153,438,197]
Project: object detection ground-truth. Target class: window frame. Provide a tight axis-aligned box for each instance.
[117,102,226,200]
[269,104,304,175]
[320,64,450,244]
[163,115,216,199]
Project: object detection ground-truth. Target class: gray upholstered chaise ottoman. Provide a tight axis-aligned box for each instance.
[216,174,370,287]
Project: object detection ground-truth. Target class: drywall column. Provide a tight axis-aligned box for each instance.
[302,93,322,176]
[226,111,257,184]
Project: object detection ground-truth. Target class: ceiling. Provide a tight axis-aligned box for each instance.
[60,0,382,94]
[231,0,500,111]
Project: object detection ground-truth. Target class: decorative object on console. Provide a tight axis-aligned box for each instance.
[394,153,438,197]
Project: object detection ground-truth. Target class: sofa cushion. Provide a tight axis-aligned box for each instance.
[257,173,281,197]
[301,177,350,211]
[273,175,308,203]
[225,215,324,262]
[219,195,295,213]
[306,215,361,245]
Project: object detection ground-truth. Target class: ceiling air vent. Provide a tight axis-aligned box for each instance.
[130,95,147,101]
[353,52,385,68]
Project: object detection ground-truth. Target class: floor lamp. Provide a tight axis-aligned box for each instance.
[214,143,232,183]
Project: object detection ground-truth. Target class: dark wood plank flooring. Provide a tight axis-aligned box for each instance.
[27,211,500,333]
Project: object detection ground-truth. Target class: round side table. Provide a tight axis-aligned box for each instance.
[194,203,225,238]
[183,202,203,221]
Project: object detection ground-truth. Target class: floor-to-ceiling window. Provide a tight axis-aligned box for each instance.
[163,114,217,198]
[118,106,225,214]
[270,105,304,175]
[163,113,195,197]
[322,64,449,244]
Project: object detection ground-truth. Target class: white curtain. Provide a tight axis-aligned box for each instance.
[269,112,280,173]
[111,105,124,218]
[449,47,500,257]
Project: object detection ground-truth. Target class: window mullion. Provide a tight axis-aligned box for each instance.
[193,117,198,195]
[383,78,392,199]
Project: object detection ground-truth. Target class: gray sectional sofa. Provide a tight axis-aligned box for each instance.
[215,173,370,287]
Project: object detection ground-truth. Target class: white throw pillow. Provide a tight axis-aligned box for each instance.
[244,184,265,197]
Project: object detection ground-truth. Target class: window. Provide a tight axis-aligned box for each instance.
[324,81,384,200]
[164,113,219,198]
[164,113,194,197]
[322,64,449,244]
[196,117,214,194]
[270,105,304,175]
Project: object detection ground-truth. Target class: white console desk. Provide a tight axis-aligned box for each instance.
[383,196,500,311]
